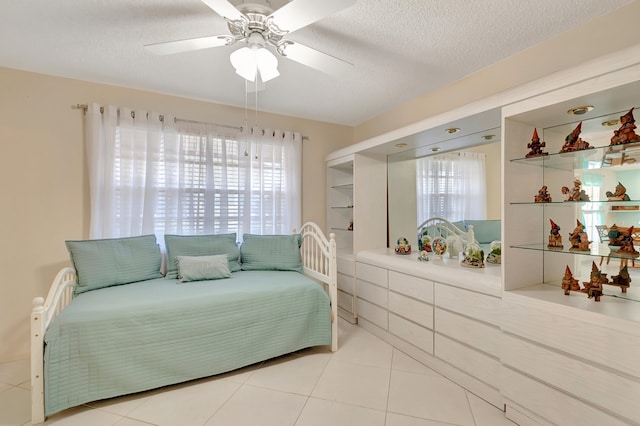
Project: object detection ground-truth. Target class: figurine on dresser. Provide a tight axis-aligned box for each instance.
[583,262,607,302]
[548,219,563,248]
[534,185,552,203]
[562,179,590,201]
[394,237,412,255]
[561,266,581,295]
[485,241,501,264]
[607,224,637,253]
[617,226,639,258]
[461,243,485,268]
[559,122,593,152]
[568,219,591,251]
[606,182,631,201]
[525,128,548,158]
[610,265,631,291]
[610,107,640,145]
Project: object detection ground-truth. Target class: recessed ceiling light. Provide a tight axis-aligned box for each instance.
[602,119,620,127]
[445,128,460,134]
[567,105,594,115]
[395,143,408,148]
[482,135,495,140]
[431,147,441,152]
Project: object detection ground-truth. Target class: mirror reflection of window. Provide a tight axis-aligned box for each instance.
[416,151,487,222]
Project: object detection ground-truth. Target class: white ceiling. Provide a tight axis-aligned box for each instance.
[0,0,633,126]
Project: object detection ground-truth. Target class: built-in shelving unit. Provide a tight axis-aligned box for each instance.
[502,64,640,426]
[327,156,356,322]
[326,152,389,324]
[327,157,354,253]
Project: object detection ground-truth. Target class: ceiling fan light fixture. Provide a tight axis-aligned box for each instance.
[230,46,258,81]
[255,47,280,82]
[230,44,279,82]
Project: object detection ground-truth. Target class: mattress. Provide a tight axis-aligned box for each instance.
[43,270,331,415]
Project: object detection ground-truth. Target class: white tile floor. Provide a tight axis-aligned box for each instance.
[0,319,516,426]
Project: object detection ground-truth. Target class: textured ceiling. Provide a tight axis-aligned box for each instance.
[0,0,633,126]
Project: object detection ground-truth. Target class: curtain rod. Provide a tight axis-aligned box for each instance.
[72,104,309,140]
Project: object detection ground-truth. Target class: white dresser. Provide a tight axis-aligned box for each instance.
[355,249,503,408]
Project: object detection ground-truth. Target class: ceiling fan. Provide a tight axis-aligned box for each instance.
[145,0,355,82]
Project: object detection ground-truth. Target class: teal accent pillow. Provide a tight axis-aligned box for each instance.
[466,220,501,244]
[66,235,163,295]
[451,221,466,231]
[175,254,232,282]
[240,234,303,273]
[164,233,240,278]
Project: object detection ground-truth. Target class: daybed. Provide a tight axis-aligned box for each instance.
[30,222,337,424]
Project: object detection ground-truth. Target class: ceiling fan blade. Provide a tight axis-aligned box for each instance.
[269,0,356,33]
[200,0,245,21]
[145,35,235,55]
[277,40,353,76]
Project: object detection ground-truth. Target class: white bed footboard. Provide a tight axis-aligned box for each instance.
[31,267,77,424]
[297,222,338,352]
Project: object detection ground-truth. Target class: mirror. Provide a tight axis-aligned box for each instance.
[386,108,502,248]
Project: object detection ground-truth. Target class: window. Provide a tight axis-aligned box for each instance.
[86,104,301,241]
[416,151,487,223]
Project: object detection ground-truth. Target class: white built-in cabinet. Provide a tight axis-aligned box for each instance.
[502,64,640,426]
[355,250,503,408]
[327,153,387,323]
[327,45,640,426]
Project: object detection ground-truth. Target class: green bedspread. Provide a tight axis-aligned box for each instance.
[43,271,331,415]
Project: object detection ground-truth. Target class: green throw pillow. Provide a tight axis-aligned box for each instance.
[175,254,232,282]
[164,233,241,278]
[66,234,163,295]
[240,234,303,273]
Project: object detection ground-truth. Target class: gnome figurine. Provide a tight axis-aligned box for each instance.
[610,108,640,145]
[525,128,548,158]
[548,219,563,249]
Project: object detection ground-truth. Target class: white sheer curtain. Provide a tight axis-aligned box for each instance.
[85,103,301,241]
[241,126,302,235]
[416,151,487,223]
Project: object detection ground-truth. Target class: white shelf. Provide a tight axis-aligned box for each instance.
[506,284,640,324]
[510,140,640,171]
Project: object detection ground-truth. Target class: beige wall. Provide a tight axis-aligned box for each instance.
[0,67,352,361]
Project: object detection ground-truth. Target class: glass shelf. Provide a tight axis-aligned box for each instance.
[331,227,353,232]
[510,140,640,171]
[331,183,353,190]
[510,200,640,207]
[510,242,640,259]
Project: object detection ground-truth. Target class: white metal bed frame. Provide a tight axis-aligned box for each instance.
[30,222,337,424]
[417,217,477,245]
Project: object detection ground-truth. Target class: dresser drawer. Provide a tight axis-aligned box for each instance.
[388,271,434,304]
[389,313,433,354]
[356,298,388,330]
[503,367,629,426]
[435,308,500,357]
[337,290,354,314]
[389,291,433,329]
[356,262,388,288]
[356,279,388,308]
[435,284,501,326]
[502,334,640,423]
[503,297,640,380]
[435,334,500,389]
[337,256,355,276]
[337,272,354,294]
